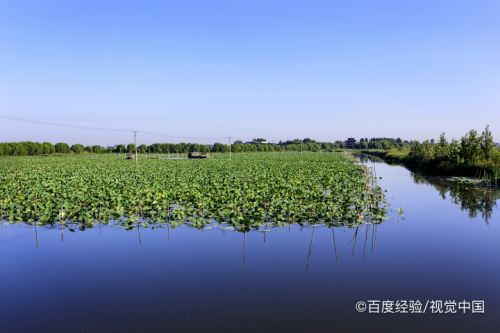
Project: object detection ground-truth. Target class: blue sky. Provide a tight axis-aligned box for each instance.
[0,0,498,144]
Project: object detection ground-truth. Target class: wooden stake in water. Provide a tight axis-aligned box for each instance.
[60,221,64,242]
[137,224,142,245]
[362,224,369,261]
[34,222,39,248]
[306,226,316,270]
[351,226,359,256]
[332,228,339,262]
[243,232,247,271]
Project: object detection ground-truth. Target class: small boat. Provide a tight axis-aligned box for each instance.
[188,152,210,159]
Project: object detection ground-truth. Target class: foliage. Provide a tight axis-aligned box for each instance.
[55,142,71,154]
[361,126,499,183]
[114,144,126,153]
[0,138,358,156]
[127,143,136,154]
[408,126,498,168]
[71,144,85,154]
[351,137,409,150]
[0,152,386,231]
[411,172,498,222]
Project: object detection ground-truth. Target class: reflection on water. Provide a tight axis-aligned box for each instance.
[243,223,380,271]
[411,173,499,223]
[8,221,381,271]
[358,153,499,224]
[1,159,499,333]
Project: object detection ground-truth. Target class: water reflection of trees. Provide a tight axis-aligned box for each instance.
[411,173,499,223]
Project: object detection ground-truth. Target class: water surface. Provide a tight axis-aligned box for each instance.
[1,161,499,333]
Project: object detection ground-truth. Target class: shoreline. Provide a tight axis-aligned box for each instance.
[353,150,499,188]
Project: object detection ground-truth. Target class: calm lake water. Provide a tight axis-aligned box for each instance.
[1,160,499,333]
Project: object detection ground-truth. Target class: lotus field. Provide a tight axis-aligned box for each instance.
[0,152,386,230]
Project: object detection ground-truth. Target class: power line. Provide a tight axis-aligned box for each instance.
[0,114,230,141]
[0,115,132,133]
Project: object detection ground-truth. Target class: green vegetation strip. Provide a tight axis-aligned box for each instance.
[0,152,386,231]
[357,127,500,185]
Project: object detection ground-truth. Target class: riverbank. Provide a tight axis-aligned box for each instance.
[355,149,500,187]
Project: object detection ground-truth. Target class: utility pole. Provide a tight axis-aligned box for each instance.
[133,130,138,166]
[229,136,232,160]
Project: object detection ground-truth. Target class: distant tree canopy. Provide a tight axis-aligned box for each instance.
[55,142,70,154]
[114,144,126,153]
[0,129,496,159]
[0,139,338,156]
[71,144,85,154]
[212,142,229,153]
[0,142,54,156]
[0,142,115,156]
[349,137,408,150]
[126,144,136,154]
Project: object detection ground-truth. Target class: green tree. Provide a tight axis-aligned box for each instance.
[114,144,126,153]
[91,145,104,153]
[71,144,85,154]
[127,144,136,154]
[55,142,70,154]
[42,142,55,154]
[460,129,482,164]
[138,144,148,153]
[448,139,462,164]
[434,133,449,160]
[212,143,229,153]
[480,125,495,162]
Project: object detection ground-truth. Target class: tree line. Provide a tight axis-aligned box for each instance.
[408,126,498,167]
[0,142,113,156]
[1,131,495,159]
[359,126,499,182]
[0,138,343,156]
[353,138,409,150]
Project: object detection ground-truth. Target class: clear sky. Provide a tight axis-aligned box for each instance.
[0,0,498,145]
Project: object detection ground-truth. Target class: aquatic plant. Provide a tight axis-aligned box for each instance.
[0,152,386,231]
